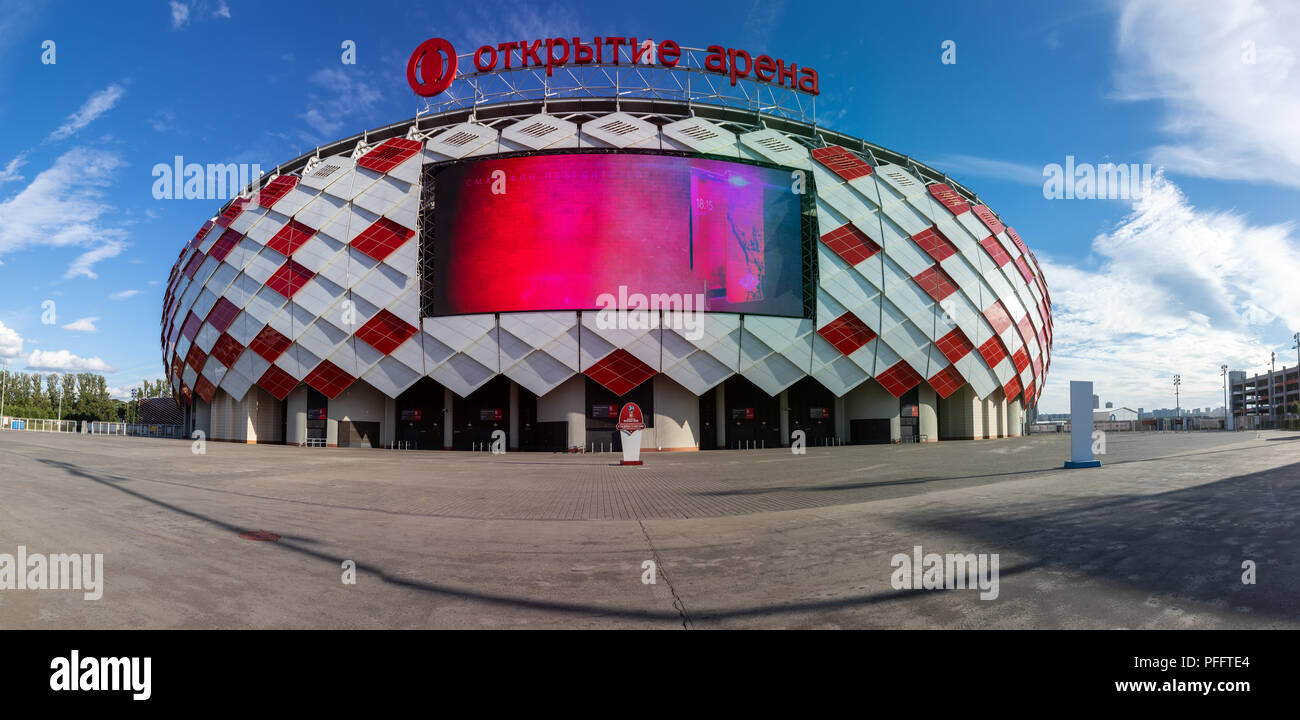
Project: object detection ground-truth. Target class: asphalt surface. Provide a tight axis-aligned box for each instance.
[1,428,1296,628]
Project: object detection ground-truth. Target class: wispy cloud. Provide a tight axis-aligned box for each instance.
[62,317,99,333]
[46,83,126,142]
[299,67,383,139]
[64,239,126,280]
[452,1,585,54]
[25,349,115,373]
[924,153,1044,186]
[1038,174,1300,411]
[149,109,176,133]
[0,152,27,184]
[0,147,129,280]
[214,1,231,19]
[741,0,788,47]
[109,289,140,300]
[1115,0,1300,186]
[169,1,190,29]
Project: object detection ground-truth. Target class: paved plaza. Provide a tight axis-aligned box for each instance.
[1,429,1297,628]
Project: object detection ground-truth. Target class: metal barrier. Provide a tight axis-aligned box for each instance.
[302,438,328,448]
[3,417,78,433]
[84,422,186,438]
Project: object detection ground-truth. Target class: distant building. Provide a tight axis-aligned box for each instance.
[1094,407,1138,422]
[1093,394,1099,409]
[1104,401,1113,408]
[1229,367,1297,429]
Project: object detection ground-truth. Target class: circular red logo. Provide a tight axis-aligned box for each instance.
[407,38,458,97]
[616,403,645,433]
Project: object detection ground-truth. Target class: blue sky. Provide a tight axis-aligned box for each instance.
[0,0,1297,413]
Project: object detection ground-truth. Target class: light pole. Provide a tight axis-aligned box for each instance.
[1293,332,1300,422]
[1221,364,1229,431]
[0,358,8,423]
[1173,374,1181,431]
[1270,351,1276,427]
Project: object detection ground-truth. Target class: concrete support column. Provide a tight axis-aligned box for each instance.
[715,382,726,448]
[567,406,585,451]
[508,380,519,450]
[443,387,453,450]
[918,384,938,442]
[325,417,338,448]
[383,396,396,447]
[286,386,307,446]
[1008,398,1023,437]
[195,399,212,438]
[834,394,847,442]
[997,393,1008,438]
[779,389,790,447]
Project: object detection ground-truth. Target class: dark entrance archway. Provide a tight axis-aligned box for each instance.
[722,375,780,449]
[786,376,836,446]
[394,377,445,449]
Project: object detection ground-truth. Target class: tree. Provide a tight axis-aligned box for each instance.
[45,374,56,407]
[60,374,78,417]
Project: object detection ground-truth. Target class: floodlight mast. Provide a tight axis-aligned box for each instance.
[1173,374,1181,431]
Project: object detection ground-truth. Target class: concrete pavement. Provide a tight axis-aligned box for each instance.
[1,429,1296,628]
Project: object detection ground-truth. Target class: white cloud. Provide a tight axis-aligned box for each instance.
[925,153,1044,186]
[25,349,115,373]
[169,1,190,29]
[1037,174,1300,412]
[47,83,126,142]
[149,109,176,132]
[109,289,140,300]
[62,317,99,333]
[0,147,128,279]
[0,320,23,359]
[64,239,125,280]
[299,67,382,138]
[214,1,231,19]
[107,383,142,401]
[1115,0,1300,185]
[0,152,26,184]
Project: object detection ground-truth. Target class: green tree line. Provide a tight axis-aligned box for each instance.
[0,372,171,423]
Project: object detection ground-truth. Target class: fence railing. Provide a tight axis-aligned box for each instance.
[86,422,186,438]
[1,417,185,438]
[2,417,77,433]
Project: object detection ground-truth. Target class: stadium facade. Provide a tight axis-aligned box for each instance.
[161,38,1052,450]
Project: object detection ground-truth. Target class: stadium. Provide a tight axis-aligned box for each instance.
[161,38,1052,451]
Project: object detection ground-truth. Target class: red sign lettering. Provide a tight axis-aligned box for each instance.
[408,36,819,97]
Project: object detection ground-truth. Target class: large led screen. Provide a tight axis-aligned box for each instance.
[426,153,807,317]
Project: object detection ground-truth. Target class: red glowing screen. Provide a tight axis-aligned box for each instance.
[427,153,806,316]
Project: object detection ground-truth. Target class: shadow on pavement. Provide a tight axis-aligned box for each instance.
[38,457,1047,625]
[895,460,1300,621]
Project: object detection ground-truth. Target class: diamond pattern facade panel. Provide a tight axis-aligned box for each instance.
[162,110,1051,421]
[821,223,881,266]
[585,349,656,396]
